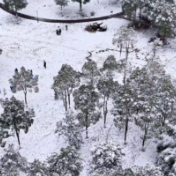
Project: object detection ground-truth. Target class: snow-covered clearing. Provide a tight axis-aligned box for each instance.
[1,0,176,175]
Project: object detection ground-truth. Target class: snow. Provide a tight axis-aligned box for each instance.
[0,0,176,175]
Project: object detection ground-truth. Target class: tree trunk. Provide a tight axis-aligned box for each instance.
[79,0,82,11]
[64,91,67,111]
[24,92,27,106]
[104,97,108,128]
[85,111,88,138]
[68,92,71,109]
[13,118,20,146]
[123,45,129,85]
[142,123,148,147]
[124,116,129,144]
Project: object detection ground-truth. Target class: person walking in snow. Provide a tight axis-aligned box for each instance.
[44,61,46,69]
[65,25,68,30]
[3,88,6,95]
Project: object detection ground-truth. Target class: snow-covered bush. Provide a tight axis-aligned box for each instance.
[0,144,28,176]
[89,143,123,176]
[157,140,176,175]
[131,164,164,176]
[47,146,83,176]
[55,110,83,150]
[27,159,49,176]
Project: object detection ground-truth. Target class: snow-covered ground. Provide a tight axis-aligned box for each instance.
[1,0,176,175]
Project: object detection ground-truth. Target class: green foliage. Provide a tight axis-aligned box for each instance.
[27,159,49,176]
[71,0,90,10]
[0,96,34,146]
[3,0,28,12]
[73,84,101,137]
[55,110,83,150]
[82,61,100,87]
[54,0,69,10]
[52,64,80,111]
[47,146,83,176]
[90,143,123,176]
[9,67,39,105]
[102,55,118,71]
[0,144,28,176]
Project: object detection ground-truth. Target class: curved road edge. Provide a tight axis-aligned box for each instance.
[0,3,126,23]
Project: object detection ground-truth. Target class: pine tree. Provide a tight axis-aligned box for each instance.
[112,84,135,143]
[102,55,118,71]
[9,67,39,106]
[121,0,147,20]
[55,110,83,150]
[73,84,101,138]
[47,146,83,176]
[0,144,28,176]
[143,0,175,42]
[127,60,176,147]
[89,143,123,176]
[27,159,49,176]
[0,96,34,146]
[113,27,136,84]
[82,60,100,87]
[71,0,90,11]
[54,0,69,10]
[3,0,28,13]
[52,64,80,111]
[97,77,119,128]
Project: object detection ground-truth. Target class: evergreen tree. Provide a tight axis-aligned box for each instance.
[73,84,101,138]
[82,60,100,87]
[52,64,80,111]
[0,144,28,176]
[143,0,176,41]
[71,0,90,11]
[0,96,34,146]
[156,140,176,175]
[127,60,176,147]
[3,0,28,13]
[54,0,69,10]
[47,146,83,176]
[9,67,39,106]
[97,77,119,128]
[102,55,118,71]
[55,110,83,150]
[112,84,135,143]
[121,0,147,20]
[113,27,136,84]
[27,159,49,176]
[89,143,123,176]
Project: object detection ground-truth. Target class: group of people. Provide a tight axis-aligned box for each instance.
[57,25,68,35]
[1,25,69,96]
